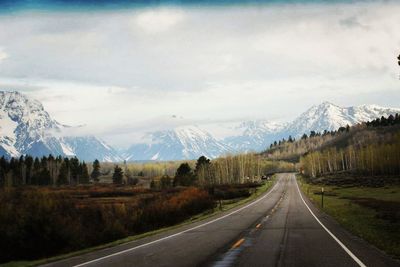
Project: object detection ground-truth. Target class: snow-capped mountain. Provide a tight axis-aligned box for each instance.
[284,101,400,138]
[123,102,400,160]
[0,91,122,162]
[124,126,234,161]
[222,120,285,152]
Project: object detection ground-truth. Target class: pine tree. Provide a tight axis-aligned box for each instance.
[173,163,193,186]
[69,157,80,184]
[112,165,124,184]
[32,157,41,185]
[91,159,101,182]
[57,161,69,185]
[80,162,90,184]
[25,156,33,185]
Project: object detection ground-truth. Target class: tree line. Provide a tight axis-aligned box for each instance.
[150,154,295,189]
[300,133,400,177]
[0,155,96,187]
[366,113,400,127]
[299,114,400,177]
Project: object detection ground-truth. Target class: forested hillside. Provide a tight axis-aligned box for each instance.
[263,113,400,179]
[301,115,400,178]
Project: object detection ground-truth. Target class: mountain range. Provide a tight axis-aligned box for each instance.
[1,91,399,162]
[122,101,400,160]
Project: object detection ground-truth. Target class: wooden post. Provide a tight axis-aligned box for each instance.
[321,187,324,209]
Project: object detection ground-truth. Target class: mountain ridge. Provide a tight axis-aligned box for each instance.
[0,91,122,162]
[1,91,399,162]
[123,125,234,161]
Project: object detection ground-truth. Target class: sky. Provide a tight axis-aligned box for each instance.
[0,0,399,147]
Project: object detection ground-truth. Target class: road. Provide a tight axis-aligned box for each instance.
[43,174,399,267]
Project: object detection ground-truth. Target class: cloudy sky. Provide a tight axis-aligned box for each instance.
[0,0,399,147]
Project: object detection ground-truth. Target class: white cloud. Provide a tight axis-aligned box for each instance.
[134,9,185,34]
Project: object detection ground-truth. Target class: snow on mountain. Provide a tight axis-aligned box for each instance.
[124,125,234,161]
[222,120,285,152]
[124,102,400,160]
[0,91,121,162]
[60,136,123,162]
[284,101,400,138]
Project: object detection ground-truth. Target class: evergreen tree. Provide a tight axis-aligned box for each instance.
[32,157,41,185]
[69,157,80,184]
[38,169,51,185]
[80,162,90,184]
[25,156,33,185]
[194,156,211,185]
[195,156,210,174]
[112,165,124,184]
[91,159,101,182]
[57,161,69,185]
[173,163,193,186]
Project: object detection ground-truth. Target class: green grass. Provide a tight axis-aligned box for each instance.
[1,178,275,267]
[298,175,400,259]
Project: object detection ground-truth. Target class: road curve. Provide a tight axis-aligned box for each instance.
[42,174,399,267]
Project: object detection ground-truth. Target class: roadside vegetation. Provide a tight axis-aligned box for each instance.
[299,176,400,258]
[0,152,290,264]
[0,186,214,263]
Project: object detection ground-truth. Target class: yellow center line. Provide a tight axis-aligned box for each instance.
[231,238,245,249]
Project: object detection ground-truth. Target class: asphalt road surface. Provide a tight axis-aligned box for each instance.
[43,174,399,267]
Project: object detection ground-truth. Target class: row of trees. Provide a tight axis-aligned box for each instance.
[0,155,102,187]
[264,131,341,161]
[300,132,400,177]
[268,126,351,150]
[366,114,400,127]
[301,136,400,177]
[150,154,295,189]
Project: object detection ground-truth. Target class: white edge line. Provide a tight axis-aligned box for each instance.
[294,175,367,267]
[72,179,281,267]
